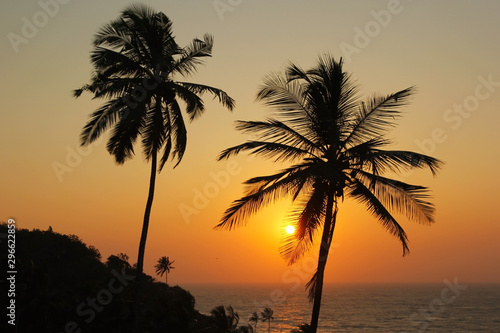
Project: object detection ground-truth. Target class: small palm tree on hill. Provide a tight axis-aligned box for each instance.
[154,256,175,284]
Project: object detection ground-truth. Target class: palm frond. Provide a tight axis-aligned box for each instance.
[286,56,360,148]
[80,99,126,145]
[158,135,172,172]
[242,162,309,188]
[256,71,315,132]
[215,165,314,230]
[90,47,150,79]
[344,87,415,146]
[358,149,443,176]
[122,3,158,22]
[234,119,322,157]
[280,181,327,264]
[217,140,311,163]
[141,99,166,160]
[93,20,133,51]
[169,100,187,168]
[85,76,147,101]
[178,81,235,114]
[354,170,436,224]
[345,136,392,172]
[348,179,410,255]
[286,62,312,84]
[173,34,213,77]
[105,104,143,164]
[305,270,318,302]
[158,102,172,171]
[170,82,205,121]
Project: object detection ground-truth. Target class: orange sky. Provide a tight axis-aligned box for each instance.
[1,1,499,286]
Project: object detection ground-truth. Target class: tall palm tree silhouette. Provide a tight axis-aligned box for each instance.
[75,4,234,331]
[215,55,442,332]
[154,256,175,284]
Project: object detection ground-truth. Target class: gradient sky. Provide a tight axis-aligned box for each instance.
[1,0,499,286]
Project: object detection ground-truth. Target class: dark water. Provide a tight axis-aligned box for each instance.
[184,282,500,332]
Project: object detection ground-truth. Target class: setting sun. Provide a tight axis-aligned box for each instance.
[286,225,295,235]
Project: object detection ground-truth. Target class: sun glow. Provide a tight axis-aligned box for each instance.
[286,225,295,235]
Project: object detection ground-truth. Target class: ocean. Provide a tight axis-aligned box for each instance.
[184,282,500,332]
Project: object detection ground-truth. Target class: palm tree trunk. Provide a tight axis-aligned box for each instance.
[133,151,157,333]
[310,190,338,333]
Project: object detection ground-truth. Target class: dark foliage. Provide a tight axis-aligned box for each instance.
[0,224,214,333]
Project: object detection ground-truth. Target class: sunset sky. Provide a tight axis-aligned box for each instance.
[1,0,499,286]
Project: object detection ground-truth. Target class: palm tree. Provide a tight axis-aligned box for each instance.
[210,305,240,332]
[249,312,259,332]
[261,307,274,333]
[154,256,175,284]
[74,4,234,331]
[215,55,442,332]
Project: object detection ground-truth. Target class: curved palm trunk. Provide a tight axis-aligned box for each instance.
[133,152,157,333]
[310,191,338,333]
